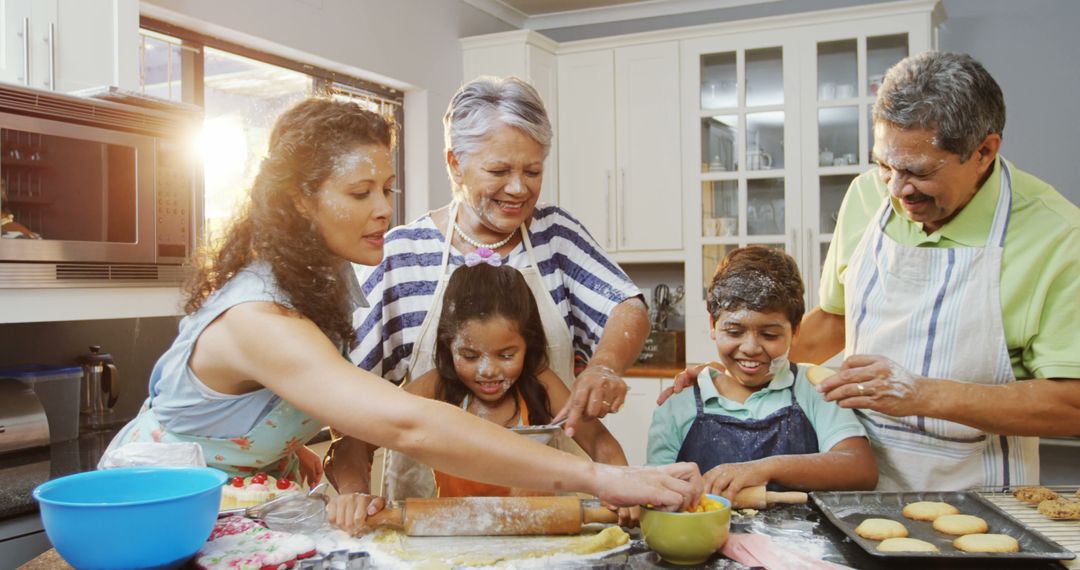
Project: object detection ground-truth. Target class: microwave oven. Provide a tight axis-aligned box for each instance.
[0,84,202,287]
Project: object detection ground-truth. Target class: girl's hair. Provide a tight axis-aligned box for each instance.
[706,246,805,329]
[433,264,553,425]
[184,98,394,347]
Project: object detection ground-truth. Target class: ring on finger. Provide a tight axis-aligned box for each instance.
[857,383,865,394]
[601,400,612,407]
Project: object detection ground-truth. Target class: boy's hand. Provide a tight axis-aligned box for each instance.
[703,460,771,504]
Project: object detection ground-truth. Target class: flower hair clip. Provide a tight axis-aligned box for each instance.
[464,247,503,267]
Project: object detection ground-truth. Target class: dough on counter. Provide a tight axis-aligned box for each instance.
[932,514,989,535]
[1037,498,1080,520]
[876,537,939,552]
[953,533,1021,553]
[854,518,908,541]
[372,526,631,567]
[1013,486,1059,505]
[901,501,959,521]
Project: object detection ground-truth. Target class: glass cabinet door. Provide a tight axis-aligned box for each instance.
[696,41,793,296]
[803,32,910,304]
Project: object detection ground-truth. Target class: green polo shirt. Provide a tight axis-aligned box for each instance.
[646,365,867,466]
[820,158,1080,380]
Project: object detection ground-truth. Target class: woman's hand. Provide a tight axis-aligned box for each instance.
[326,492,386,536]
[819,354,928,417]
[702,461,771,503]
[555,365,628,437]
[591,462,703,512]
[655,363,708,406]
[295,445,324,487]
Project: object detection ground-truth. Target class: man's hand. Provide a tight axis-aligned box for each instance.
[819,354,928,417]
[656,363,716,406]
[554,365,628,437]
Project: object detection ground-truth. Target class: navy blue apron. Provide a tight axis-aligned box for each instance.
[676,363,818,491]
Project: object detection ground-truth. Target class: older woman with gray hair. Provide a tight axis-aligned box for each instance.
[326,76,651,503]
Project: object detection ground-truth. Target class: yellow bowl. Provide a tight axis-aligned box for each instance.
[640,494,731,565]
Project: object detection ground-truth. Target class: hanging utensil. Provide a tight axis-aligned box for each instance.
[653,284,672,330]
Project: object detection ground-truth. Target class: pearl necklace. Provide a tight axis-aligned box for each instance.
[453,221,516,250]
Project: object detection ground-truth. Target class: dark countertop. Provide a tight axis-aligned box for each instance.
[0,424,123,521]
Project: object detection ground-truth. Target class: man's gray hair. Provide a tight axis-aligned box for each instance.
[873,51,1005,161]
[443,76,552,187]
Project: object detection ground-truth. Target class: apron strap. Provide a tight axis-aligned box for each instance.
[692,381,705,418]
[986,158,1013,248]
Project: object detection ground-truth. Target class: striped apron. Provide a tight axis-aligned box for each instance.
[845,159,1038,491]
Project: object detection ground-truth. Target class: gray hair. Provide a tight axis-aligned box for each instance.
[443,76,552,186]
[873,51,1005,161]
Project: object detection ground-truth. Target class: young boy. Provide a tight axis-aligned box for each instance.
[647,246,877,499]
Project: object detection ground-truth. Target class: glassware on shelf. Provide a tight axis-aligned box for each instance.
[701,52,737,109]
[817,39,857,101]
[867,34,908,94]
[701,115,738,171]
[747,178,785,236]
[818,106,858,166]
[746,47,783,107]
[746,112,783,170]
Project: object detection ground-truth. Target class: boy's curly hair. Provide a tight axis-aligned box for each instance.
[706,246,805,329]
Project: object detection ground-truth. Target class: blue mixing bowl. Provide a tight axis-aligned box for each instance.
[33,466,227,569]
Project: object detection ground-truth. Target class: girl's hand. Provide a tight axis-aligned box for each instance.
[703,461,771,503]
[591,462,703,512]
[326,492,386,536]
[295,445,324,487]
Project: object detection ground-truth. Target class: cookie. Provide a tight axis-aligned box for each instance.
[854,518,909,541]
[806,365,837,386]
[901,501,959,521]
[932,514,989,535]
[876,537,939,552]
[1037,498,1080,520]
[953,533,1021,553]
[1012,486,1059,505]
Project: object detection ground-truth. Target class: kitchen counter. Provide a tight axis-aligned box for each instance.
[625,362,685,378]
[0,425,122,521]
[23,502,1073,569]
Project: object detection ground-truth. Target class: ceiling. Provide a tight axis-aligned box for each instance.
[465,0,782,30]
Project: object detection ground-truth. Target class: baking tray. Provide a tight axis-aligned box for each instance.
[810,491,1076,560]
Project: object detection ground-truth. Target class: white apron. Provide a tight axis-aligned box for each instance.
[844,159,1038,491]
[380,200,578,500]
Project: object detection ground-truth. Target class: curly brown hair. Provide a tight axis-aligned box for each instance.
[433,264,554,425]
[185,98,395,346]
[706,246,805,329]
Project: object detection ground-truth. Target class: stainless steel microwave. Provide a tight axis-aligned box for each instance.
[0,84,202,287]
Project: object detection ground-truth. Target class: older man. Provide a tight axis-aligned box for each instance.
[793,51,1080,490]
[662,51,1080,491]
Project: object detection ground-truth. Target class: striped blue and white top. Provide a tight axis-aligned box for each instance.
[349,204,642,383]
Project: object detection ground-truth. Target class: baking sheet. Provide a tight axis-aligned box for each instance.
[809,491,1076,560]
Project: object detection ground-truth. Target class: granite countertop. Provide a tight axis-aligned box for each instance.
[0,425,123,521]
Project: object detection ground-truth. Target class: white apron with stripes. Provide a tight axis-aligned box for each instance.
[844,159,1038,491]
[380,200,577,500]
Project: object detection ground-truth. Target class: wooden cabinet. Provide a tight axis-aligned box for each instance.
[0,0,139,93]
[558,42,682,259]
[600,376,663,466]
[461,30,560,203]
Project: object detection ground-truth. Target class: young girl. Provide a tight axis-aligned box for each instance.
[648,246,877,501]
[406,255,637,523]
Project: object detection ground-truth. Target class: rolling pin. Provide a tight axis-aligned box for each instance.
[366,496,619,536]
[733,486,808,509]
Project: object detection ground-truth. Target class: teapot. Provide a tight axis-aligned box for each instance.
[747,148,773,170]
[77,345,119,429]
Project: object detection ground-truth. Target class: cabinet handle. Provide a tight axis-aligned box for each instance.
[46,22,55,90]
[20,17,30,86]
[605,169,613,249]
[619,168,627,247]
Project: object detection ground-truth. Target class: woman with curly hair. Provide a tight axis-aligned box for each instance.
[103,97,702,534]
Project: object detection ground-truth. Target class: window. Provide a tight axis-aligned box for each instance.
[138,20,405,244]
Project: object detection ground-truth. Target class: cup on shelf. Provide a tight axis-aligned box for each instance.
[819,148,834,166]
[836,84,856,98]
[843,153,857,165]
[703,218,719,236]
[833,157,847,167]
[747,148,772,170]
[719,217,738,236]
[819,82,837,100]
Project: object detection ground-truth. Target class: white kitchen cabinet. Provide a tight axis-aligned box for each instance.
[682,1,942,364]
[0,0,139,93]
[558,42,682,259]
[600,376,662,466]
[461,30,560,203]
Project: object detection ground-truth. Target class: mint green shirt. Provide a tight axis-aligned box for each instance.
[821,158,1080,380]
[646,364,867,466]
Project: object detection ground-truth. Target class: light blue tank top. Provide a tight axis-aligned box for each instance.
[148,261,367,437]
